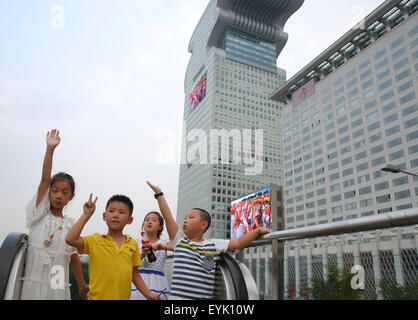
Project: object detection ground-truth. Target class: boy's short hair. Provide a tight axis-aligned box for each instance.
[191,208,211,233]
[106,195,134,216]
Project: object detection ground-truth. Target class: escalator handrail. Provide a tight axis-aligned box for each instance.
[219,253,249,300]
[0,233,28,299]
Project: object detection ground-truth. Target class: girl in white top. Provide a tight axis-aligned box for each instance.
[21,129,88,300]
[130,211,173,300]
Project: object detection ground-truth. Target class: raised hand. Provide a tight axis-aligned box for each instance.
[146,181,162,194]
[46,129,61,149]
[83,193,98,216]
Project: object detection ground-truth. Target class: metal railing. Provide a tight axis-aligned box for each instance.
[2,208,417,300]
[236,208,418,300]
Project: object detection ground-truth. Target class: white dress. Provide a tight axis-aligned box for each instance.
[130,238,170,300]
[20,187,77,300]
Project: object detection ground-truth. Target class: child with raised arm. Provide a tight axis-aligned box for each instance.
[130,211,173,300]
[146,181,271,300]
[22,129,88,300]
[66,194,161,300]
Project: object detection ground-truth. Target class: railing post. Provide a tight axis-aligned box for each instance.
[370,230,382,299]
[391,228,405,286]
[272,239,284,300]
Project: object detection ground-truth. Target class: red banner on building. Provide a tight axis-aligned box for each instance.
[292,78,316,107]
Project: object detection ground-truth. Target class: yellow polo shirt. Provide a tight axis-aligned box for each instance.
[78,233,141,300]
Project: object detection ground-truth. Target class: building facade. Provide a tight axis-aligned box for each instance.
[177,0,304,239]
[271,0,418,299]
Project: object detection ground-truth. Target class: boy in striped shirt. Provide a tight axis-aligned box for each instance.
[146,181,271,300]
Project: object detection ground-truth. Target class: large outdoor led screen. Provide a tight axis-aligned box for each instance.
[230,187,272,240]
[189,72,207,113]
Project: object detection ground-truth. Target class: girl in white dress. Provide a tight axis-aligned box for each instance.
[21,129,88,300]
[130,211,173,300]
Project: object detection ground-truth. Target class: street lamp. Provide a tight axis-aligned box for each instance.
[381,164,418,177]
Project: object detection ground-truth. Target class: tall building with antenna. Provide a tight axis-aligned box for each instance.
[177,0,304,238]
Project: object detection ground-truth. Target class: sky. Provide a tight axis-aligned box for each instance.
[0,0,387,243]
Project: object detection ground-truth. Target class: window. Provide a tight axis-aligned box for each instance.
[375,48,387,60]
[356,162,369,172]
[345,202,357,211]
[317,199,327,206]
[330,183,341,192]
[371,144,384,154]
[341,157,353,166]
[393,176,408,187]
[376,194,391,204]
[342,168,353,177]
[375,181,389,191]
[372,156,386,167]
[389,150,404,161]
[367,121,381,132]
[378,79,392,91]
[396,69,411,82]
[331,194,342,202]
[400,92,416,105]
[385,125,400,136]
[404,117,418,129]
[395,190,411,200]
[352,119,363,129]
[369,133,382,143]
[394,57,408,71]
[358,174,370,184]
[380,90,394,102]
[344,191,356,199]
[402,104,417,117]
[360,199,373,208]
[328,162,339,171]
[343,179,355,188]
[409,144,418,154]
[359,186,372,195]
[331,206,343,214]
[367,111,379,122]
[384,113,398,125]
[398,80,413,94]
[406,130,418,142]
[340,146,351,156]
[387,137,402,148]
[318,209,327,217]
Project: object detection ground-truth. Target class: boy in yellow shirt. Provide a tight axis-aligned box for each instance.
[66,194,160,300]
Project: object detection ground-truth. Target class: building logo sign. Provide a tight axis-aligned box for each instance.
[292,78,316,107]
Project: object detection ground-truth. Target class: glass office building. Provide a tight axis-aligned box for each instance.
[271,0,418,299]
[177,0,304,239]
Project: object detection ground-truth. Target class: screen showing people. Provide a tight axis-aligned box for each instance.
[189,72,207,113]
[230,187,272,240]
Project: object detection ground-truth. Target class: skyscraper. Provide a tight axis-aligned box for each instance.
[177,0,304,239]
[271,0,418,299]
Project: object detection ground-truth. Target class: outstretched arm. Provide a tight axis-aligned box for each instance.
[153,241,174,252]
[227,227,271,251]
[146,181,178,241]
[36,129,61,207]
[66,194,98,249]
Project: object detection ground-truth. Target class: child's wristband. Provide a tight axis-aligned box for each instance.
[154,192,164,199]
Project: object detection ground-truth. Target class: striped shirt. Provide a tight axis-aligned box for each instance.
[169,230,229,300]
